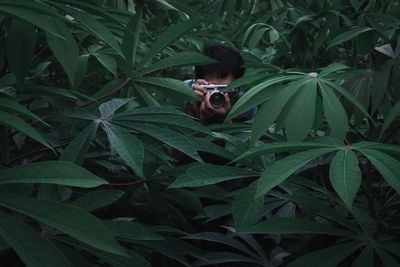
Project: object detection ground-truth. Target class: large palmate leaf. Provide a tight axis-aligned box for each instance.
[0,2,64,38]
[0,161,107,187]
[73,190,124,212]
[242,218,354,237]
[60,121,99,165]
[234,141,337,162]
[170,164,259,188]
[0,110,50,148]
[5,19,36,85]
[104,220,164,241]
[0,193,128,257]
[356,148,400,194]
[0,210,72,267]
[233,183,264,232]
[121,6,142,72]
[136,51,217,76]
[46,17,79,87]
[139,19,199,67]
[133,77,199,100]
[53,4,123,58]
[228,74,305,119]
[255,147,338,198]
[118,122,201,161]
[327,26,373,49]
[329,149,361,209]
[287,241,363,267]
[102,122,144,177]
[285,80,317,141]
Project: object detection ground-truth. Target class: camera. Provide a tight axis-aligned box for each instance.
[202,85,237,109]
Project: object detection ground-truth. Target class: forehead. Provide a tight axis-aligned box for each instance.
[204,74,235,84]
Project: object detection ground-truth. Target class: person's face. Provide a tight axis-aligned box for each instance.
[204,74,235,85]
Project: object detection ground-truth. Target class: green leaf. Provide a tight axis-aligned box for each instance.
[93,53,117,76]
[121,6,142,72]
[60,121,99,165]
[0,210,72,267]
[329,149,361,209]
[319,63,350,77]
[0,193,128,257]
[251,79,307,144]
[242,218,353,237]
[5,19,36,85]
[372,60,393,111]
[136,51,217,76]
[0,161,107,187]
[322,79,373,121]
[327,26,373,49]
[0,110,50,148]
[357,148,400,194]
[139,19,199,67]
[256,147,337,197]
[120,122,201,161]
[233,183,263,232]
[55,4,123,58]
[285,80,317,141]
[113,113,210,134]
[0,4,64,38]
[284,195,360,233]
[234,141,336,163]
[287,242,362,267]
[379,100,400,140]
[228,75,304,119]
[133,77,198,100]
[73,190,124,212]
[102,122,144,177]
[46,18,78,87]
[170,164,259,188]
[104,220,164,241]
[319,81,348,140]
[99,98,134,119]
[375,245,400,267]
[351,246,373,267]
[0,97,48,126]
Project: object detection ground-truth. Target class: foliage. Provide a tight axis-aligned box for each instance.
[0,0,400,266]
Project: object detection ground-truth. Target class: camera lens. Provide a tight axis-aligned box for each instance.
[209,91,225,108]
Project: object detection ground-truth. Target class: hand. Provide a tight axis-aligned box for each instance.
[192,79,208,99]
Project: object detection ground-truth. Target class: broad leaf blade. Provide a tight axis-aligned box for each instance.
[102,122,144,177]
[0,210,72,267]
[60,121,99,165]
[243,218,353,237]
[285,80,317,141]
[5,19,36,85]
[329,149,361,209]
[256,147,337,197]
[287,242,362,267]
[0,110,50,148]
[0,161,107,187]
[233,183,264,232]
[357,148,400,194]
[0,193,128,257]
[73,190,124,212]
[139,20,199,67]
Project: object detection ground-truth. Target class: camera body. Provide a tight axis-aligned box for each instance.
[202,85,236,109]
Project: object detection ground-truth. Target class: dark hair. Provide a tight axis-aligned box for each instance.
[194,44,245,79]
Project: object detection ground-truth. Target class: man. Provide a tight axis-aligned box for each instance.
[187,43,252,124]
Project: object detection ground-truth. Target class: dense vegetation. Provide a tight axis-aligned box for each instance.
[0,0,400,266]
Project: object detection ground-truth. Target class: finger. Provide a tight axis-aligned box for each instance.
[195,79,208,85]
[204,92,214,111]
[193,84,207,94]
